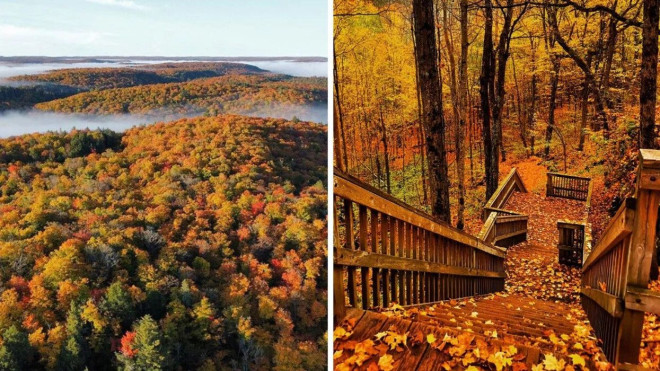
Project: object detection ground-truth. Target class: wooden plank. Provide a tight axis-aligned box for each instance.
[617,185,660,364]
[582,201,635,272]
[580,287,624,318]
[344,200,358,307]
[547,172,591,181]
[617,362,655,371]
[493,229,526,244]
[333,266,346,324]
[484,168,527,213]
[359,205,369,309]
[495,215,529,223]
[395,321,431,369]
[478,212,497,242]
[625,287,660,315]
[586,181,594,211]
[372,210,380,308]
[348,309,387,342]
[335,248,506,278]
[333,171,506,258]
[381,317,414,369]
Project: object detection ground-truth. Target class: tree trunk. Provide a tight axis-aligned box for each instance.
[412,0,451,221]
[528,35,537,156]
[578,77,588,151]
[601,15,618,109]
[545,58,560,158]
[481,0,497,200]
[333,48,348,171]
[412,18,429,205]
[378,105,392,193]
[455,0,468,229]
[548,7,609,133]
[492,0,514,164]
[640,0,659,148]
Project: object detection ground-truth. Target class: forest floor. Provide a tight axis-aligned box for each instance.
[503,191,585,304]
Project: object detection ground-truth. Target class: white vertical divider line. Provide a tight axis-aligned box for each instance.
[326,0,335,366]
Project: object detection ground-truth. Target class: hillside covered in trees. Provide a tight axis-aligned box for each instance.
[0,115,327,370]
[10,62,266,90]
[3,62,327,125]
[35,74,327,119]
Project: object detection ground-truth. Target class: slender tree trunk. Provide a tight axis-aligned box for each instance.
[601,15,618,109]
[511,55,528,152]
[455,0,468,230]
[640,0,659,148]
[579,77,588,151]
[529,36,537,156]
[545,58,560,158]
[548,6,609,133]
[481,0,497,199]
[440,0,465,229]
[412,0,451,221]
[492,0,514,164]
[378,105,392,193]
[412,18,429,204]
[333,48,348,171]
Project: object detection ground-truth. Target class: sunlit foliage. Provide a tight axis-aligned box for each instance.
[0,114,327,370]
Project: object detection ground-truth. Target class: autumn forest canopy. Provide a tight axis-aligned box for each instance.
[0,115,328,370]
[2,62,328,121]
[334,0,659,232]
[0,60,329,370]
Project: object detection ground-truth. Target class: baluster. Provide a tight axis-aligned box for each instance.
[371,210,380,308]
[381,214,390,308]
[359,205,369,309]
[344,200,358,307]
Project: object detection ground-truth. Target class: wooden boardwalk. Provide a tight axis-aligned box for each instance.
[334,150,660,370]
[334,185,606,370]
[335,294,605,370]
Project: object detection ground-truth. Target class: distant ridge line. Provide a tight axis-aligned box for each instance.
[0,56,328,64]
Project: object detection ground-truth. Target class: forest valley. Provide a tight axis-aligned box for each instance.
[0,63,328,370]
[334,0,660,369]
[2,62,327,120]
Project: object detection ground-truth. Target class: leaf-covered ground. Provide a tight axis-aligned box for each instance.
[333,293,612,370]
[503,192,587,304]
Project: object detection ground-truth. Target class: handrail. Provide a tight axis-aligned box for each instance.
[479,167,529,248]
[333,169,507,323]
[483,168,527,220]
[547,171,591,180]
[479,213,529,248]
[547,172,591,201]
[580,150,660,366]
[582,199,635,272]
[335,170,505,257]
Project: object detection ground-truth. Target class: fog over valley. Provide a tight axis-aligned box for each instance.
[0,58,328,137]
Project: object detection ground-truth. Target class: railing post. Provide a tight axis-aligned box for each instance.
[333,197,346,324]
[546,173,553,197]
[617,149,660,364]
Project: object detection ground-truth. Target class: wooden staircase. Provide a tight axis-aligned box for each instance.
[333,150,660,370]
[335,294,607,370]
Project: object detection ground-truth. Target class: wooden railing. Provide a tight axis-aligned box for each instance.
[580,150,660,367]
[547,172,593,202]
[333,170,507,323]
[479,167,529,248]
[483,168,527,220]
[479,213,528,248]
[557,220,586,266]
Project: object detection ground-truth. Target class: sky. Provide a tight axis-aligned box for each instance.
[0,0,328,57]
